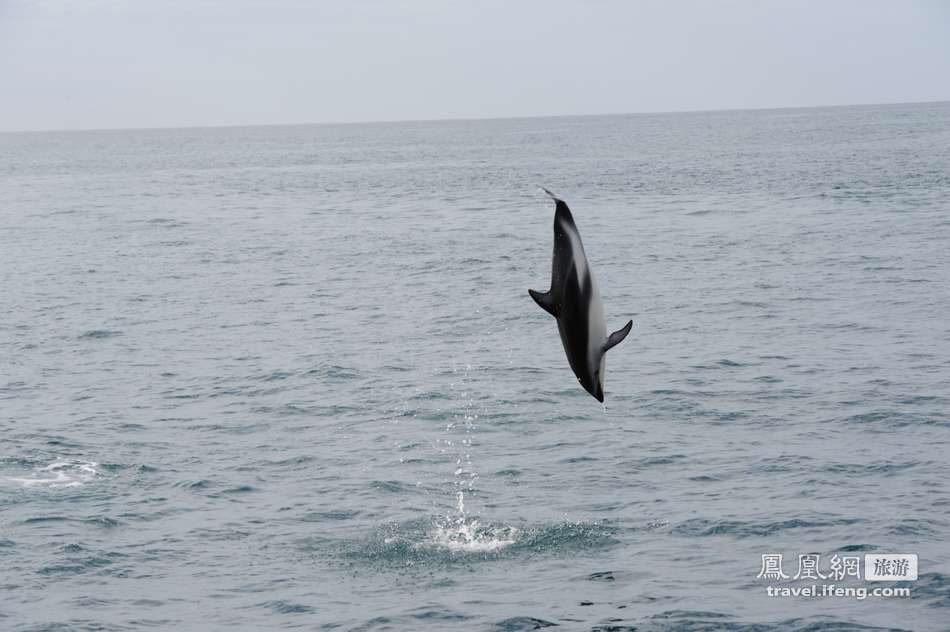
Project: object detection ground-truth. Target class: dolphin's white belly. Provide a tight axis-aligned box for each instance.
[587,275,606,362]
[562,215,606,360]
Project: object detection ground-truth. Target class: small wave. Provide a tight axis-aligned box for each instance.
[887,519,936,536]
[561,455,598,464]
[38,551,124,576]
[692,358,746,370]
[300,510,360,522]
[21,515,120,528]
[304,364,360,380]
[350,609,472,630]
[220,485,255,495]
[604,610,913,631]
[175,479,211,490]
[493,617,558,631]
[4,459,103,488]
[821,460,921,475]
[261,370,293,381]
[258,600,315,614]
[371,480,415,494]
[671,516,863,537]
[631,454,687,468]
[904,572,950,607]
[843,410,946,428]
[146,217,186,227]
[78,329,120,339]
[834,543,877,552]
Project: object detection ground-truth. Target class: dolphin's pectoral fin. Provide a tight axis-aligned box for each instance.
[604,320,633,353]
[528,289,558,317]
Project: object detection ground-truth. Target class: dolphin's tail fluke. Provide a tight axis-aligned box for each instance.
[538,186,561,202]
[538,187,574,222]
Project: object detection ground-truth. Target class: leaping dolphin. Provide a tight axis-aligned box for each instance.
[529,189,632,402]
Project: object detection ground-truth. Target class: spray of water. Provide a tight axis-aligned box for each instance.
[424,363,520,552]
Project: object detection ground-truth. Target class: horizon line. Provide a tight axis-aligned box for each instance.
[2,98,948,135]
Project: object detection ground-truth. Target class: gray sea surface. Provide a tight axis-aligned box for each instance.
[2,102,950,631]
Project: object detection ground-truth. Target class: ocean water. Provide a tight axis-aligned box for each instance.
[1,102,949,631]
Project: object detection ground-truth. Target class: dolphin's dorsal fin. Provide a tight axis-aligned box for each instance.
[528,289,558,317]
[603,320,633,353]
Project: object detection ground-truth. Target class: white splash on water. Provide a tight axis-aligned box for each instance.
[5,459,102,488]
[426,491,519,553]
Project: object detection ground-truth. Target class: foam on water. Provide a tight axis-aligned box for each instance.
[5,459,102,488]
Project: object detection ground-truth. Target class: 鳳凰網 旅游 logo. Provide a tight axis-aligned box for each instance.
[864,554,918,581]
[755,552,916,600]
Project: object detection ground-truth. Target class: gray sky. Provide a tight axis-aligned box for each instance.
[2,0,949,131]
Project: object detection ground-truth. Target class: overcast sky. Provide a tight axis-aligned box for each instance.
[2,0,949,131]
